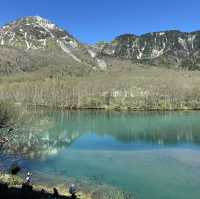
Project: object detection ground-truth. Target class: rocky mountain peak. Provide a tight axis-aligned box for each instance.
[0,15,79,50]
[0,16,107,72]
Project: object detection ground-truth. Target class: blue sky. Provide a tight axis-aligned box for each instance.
[0,0,200,44]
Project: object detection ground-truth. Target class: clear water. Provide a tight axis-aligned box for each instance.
[1,111,200,199]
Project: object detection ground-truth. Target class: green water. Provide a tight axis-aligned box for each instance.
[1,111,200,199]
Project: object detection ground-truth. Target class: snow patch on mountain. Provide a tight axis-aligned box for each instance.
[1,39,4,45]
[88,49,97,58]
[58,40,82,63]
[159,32,165,36]
[178,37,188,51]
[37,22,55,38]
[34,16,56,30]
[151,48,164,58]
[96,59,107,70]
[137,46,145,59]
[188,34,196,49]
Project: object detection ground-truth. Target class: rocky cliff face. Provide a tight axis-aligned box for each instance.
[97,31,200,70]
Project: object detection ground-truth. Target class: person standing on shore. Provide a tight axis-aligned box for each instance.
[69,184,77,198]
[24,172,32,186]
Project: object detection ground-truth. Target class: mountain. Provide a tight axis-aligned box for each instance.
[0,16,107,74]
[96,31,200,70]
[1,16,200,75]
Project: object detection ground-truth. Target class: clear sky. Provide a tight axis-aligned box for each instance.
[1,0,200,44]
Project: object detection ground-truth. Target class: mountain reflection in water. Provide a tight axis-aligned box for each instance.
[1,111,200,159]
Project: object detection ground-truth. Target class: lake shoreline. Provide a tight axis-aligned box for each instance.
[0,172,134,199]
[24,103,200,112]
[0,172,91,199]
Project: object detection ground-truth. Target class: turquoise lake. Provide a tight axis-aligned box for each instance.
[1,111,200,199]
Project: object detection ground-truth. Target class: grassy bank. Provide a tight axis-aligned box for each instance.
[0,67,200,110]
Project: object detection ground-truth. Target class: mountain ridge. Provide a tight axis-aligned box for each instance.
[96,30,200,70]
[0,16,107,74]
[1,16,200,74]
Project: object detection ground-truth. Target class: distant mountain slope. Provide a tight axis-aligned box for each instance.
[96,31,200,70]
[1,16,200,74]
[0,16,107,74]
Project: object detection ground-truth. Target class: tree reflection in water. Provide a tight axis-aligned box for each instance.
[1,110,200,160]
